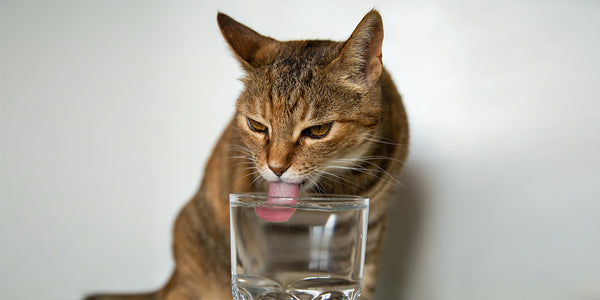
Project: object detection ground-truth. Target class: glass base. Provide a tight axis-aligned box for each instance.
[232,274,361,300]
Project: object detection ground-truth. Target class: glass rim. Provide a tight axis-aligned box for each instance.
[230,192,368,201]
[230,192,369,209]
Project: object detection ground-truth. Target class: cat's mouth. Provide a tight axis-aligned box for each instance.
[265,178,311,192]
[259,164,318,192]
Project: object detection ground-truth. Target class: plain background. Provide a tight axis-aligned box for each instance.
[2,1,600,299]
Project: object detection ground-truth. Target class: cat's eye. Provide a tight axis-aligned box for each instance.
[247,118,268,133]
[303,123,332,139]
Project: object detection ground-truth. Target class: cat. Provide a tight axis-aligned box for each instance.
[86,9,408,300]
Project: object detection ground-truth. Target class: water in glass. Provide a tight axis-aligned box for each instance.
[230,194,368,300]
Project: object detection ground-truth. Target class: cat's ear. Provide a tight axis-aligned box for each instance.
[217,12,280,71]
[333,10,384,90]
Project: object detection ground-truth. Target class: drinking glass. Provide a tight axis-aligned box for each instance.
[229,193,369,300]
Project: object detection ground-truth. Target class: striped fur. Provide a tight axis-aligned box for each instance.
[86,10,408,300]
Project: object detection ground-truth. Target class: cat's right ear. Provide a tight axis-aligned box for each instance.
[217,13,280,71]
[331,10,384,91]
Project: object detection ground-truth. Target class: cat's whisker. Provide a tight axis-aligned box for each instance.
[349,158,404,187]
[236,169,260,181]
[335,156,405,167]
[227,150,254,157]
[326,160,381,178]
[325,165,380,178]
[240,166,259,172]
[336,156,406,172]
[364,136,407,147]
[355,156,406,165]
[327,160,369,170]
[313,173,343,188]
[329,158,404,188]
[304,175,316,193]
[226,155,255,161]
[225,144,254,156]
[225,150,256,167]
[231,169,262,190]
[334,156,404,178]
[314,169,360,188]
[233,162,256,167]
[247,172,265,188]
[307,173,326,195]
[231,150,254,157]
[232,161,257,170]
[323,164,383,187]
[236,155,252,160]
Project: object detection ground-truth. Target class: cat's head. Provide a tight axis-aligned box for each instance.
[218,11,386,190]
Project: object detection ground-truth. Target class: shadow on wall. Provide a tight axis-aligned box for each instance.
[375,164,427,300]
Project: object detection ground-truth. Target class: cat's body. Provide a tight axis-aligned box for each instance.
[87,10,408,300]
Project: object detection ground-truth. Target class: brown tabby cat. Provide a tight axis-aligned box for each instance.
[86,9,408,300]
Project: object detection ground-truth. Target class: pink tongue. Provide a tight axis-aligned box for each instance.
[255,182,299,222]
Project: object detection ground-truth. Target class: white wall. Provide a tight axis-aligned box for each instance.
[1,1,599,299]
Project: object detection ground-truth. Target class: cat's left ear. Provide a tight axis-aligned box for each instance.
[217,12,280,71]
[332,10,384,90]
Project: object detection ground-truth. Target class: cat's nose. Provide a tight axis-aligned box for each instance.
[268,164,289,177]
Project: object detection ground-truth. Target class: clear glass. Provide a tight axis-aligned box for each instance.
[230,193,369,300]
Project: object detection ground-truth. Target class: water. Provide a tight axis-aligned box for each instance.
[230,194,368,300]
[233,274,361,300]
